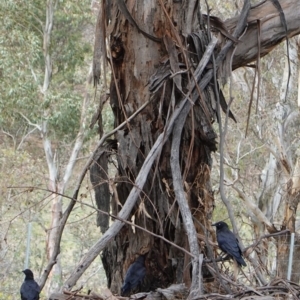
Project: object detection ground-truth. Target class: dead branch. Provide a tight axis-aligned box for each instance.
[226,0,300,70]
[169,0,250,294]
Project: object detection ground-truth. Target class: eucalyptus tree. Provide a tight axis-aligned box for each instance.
[225,36,300,282]
[0,0,95,294]
[62,0,300,297]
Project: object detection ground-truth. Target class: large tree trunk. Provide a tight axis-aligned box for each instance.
[101,0,218,294]
[64,0,300,295]
[101,0,300,293]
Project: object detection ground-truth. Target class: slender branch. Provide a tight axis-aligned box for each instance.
[214,10,249,238]
[61,91,90,189]
[231,184,273,229]
[18,112,41,131]
[168,36,220,299]
[16,127,37,151]
[11,185,194,259]
[1,129,16,149]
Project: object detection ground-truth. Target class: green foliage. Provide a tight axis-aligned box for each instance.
[52,1,91,83]
[0,0,94,141]
[0,1,107,297]
[0,0,43,129]
[45,90,82,140]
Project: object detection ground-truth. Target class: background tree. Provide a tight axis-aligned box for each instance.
[222,35,300,282]
[0,0,108,298]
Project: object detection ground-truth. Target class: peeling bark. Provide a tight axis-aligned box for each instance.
[64,0,300,294]
[90,149,110,234]
[102,0,237,295]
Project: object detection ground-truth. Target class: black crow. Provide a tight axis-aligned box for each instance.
[212,221,246,267]
[121,254,146,296]
[20,269,40,300]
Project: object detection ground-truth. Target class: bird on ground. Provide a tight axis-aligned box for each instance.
[212,221,246,267]
[20,269,40,300]
[121,254,146,296]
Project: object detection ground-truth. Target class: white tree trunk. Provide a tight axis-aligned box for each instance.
[259,37,299,225]
[40,0,90,294]
[40,0,63,294]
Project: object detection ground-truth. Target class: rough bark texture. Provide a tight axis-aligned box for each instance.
[84,0,300,295]
[102,0,216,294]
[90,150,110,234]
[90,138,119,234]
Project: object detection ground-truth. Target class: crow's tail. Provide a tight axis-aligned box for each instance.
[236,256,247,267]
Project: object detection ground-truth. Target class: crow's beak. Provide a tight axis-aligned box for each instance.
[212,223,216,226]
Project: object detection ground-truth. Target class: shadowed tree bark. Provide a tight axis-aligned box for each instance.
[62,0,300,296]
